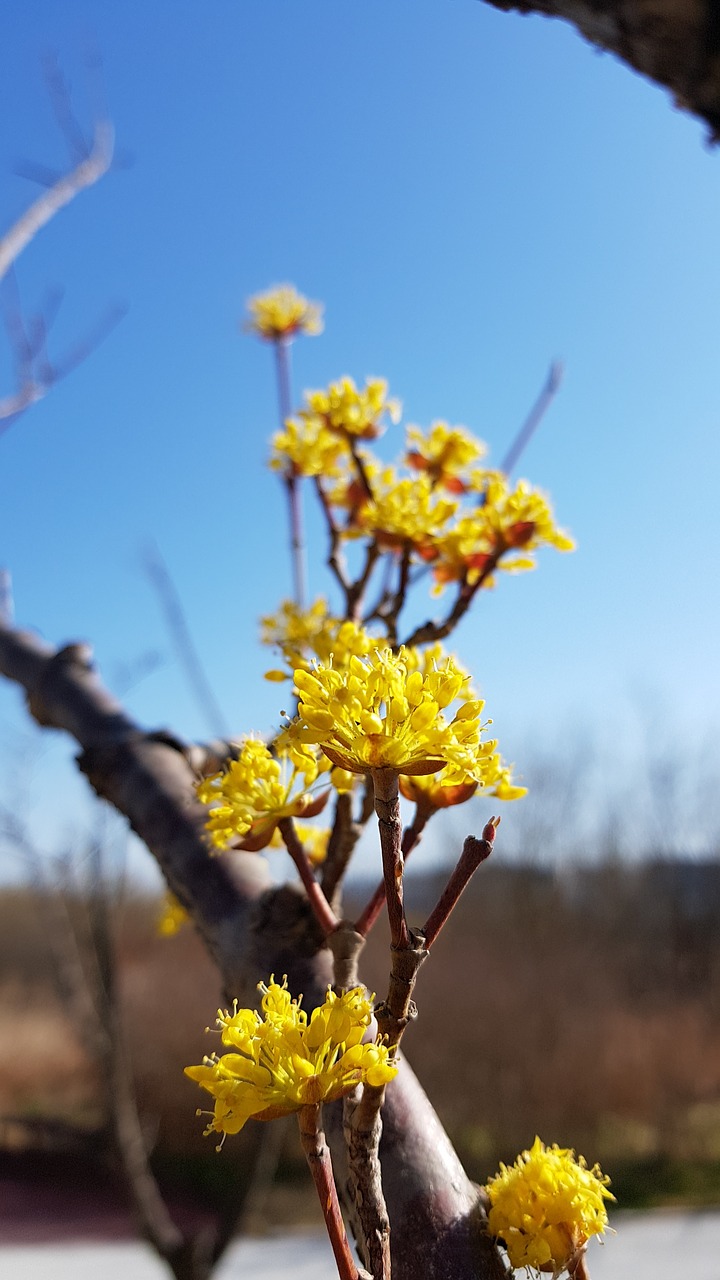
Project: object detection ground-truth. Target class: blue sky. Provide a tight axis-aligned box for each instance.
[1,1,719,880]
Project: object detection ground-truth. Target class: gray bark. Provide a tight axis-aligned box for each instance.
[0,621,501,1280]
[482,0,720,140]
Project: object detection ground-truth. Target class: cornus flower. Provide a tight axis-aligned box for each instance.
[196,740,330,852]
[287,645,500,785]
[303,376,401,440]
[292,823,331,866]
[270,415,349,480]
[399,755,526,812]
[156,892,189,938]
[185,977,397,1139]
[431,476,574,592]
[351,468,459,553]
[405,421,487,492]
[486,1136,614,1277]
[260,598,380,681]
[245,284,323,341]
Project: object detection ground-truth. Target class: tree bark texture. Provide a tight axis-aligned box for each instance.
[0,621,502,1280]
[481,0,720,140]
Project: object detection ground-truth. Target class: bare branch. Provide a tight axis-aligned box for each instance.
[0,118,113,284]
[142,539,231,740]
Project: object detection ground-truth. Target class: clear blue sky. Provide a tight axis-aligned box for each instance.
[1,1,719,879]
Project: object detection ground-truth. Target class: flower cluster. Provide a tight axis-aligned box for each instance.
[197,740,330,852]
[245,285,323,341]
[260,597,380,680]
[405,420,486,492]
[399,755,526,812]
[303,375,401,440]
[430,476,575,592]
[285,645,499,784]
[486,1136,614,1276]
[351,468,459,553]
[270,414,348,479]
[157,892,189,938]
[185,978,397,1138]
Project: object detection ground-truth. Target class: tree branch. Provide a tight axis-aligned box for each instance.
[0,618,503,1280]
[480,0,720,142]
[0,118,113,283]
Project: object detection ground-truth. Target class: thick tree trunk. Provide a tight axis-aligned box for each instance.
[0,621,502,1280]
[482,0,720,140]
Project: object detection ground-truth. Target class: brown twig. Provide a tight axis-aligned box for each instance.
[315,476,353,600]
[321,791,363,906]
[297,1104,365,1280]
[143,539,230,740]
[343,1087,392,1280]
[279,816,339,936]
[346,541,381,621]
[400,550,503,649]
[355,808,428,938]
[422,820,499,949]
[371,768,409,950]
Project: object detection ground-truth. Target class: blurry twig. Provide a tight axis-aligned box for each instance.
[142,539,230,740]
[499,360,563,476]
[0,55,119,432]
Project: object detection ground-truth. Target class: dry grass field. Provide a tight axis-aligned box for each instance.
[2,856,720,1218]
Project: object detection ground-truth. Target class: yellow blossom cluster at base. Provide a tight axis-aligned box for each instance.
[486,1136,614,1276]
[286,645,499,784]
[185,978,397,1138]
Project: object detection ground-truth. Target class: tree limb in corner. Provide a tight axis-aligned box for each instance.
[481,0,720,140]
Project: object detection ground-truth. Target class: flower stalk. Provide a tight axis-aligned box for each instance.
[274,337,308,609]
[298,1103,366,1280]
[278,816,339,937]
[371,767,409,951]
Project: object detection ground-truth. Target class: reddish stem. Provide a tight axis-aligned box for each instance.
[355,809,428,938]
[279,818,339,936]
[371,768,409,950]
[422,819,498,948]
[298,1104,363,1280]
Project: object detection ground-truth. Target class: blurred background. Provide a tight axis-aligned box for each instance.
[1,0,720,1246]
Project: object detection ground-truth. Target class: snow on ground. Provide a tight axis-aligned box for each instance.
[2,1211,719,1279]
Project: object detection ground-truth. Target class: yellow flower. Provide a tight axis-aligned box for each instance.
[351,468,459,552]
[399,756,526,811]
[157,892,189,937]
[303,376,401,440]
[196,740,330,852]
[292,823,330,866]
[260,598,380,680]
[431,475,574,591]
[270,415,350,479]
[405,421,486,492]
[245,284,323,340]
[486,1136,614,1277]
[287,645,500,784]
[185,978,397,1138]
